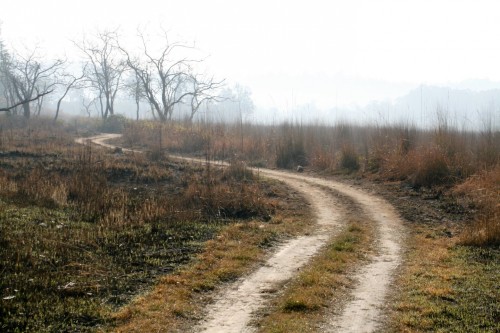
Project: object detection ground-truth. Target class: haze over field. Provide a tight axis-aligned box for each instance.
[1,0,500,127]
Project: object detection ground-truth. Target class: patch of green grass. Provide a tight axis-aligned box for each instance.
[0,201,227,332]
[282,298,320,313]
[387,228,500,332]
[0,137,295,332]
[111,216,313,333]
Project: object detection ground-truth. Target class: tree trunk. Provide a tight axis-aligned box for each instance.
[54,99,63,122]
[22,102,30,119]
[135,98,140,121]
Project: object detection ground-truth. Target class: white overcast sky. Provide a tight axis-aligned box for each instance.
[2,0,500,109]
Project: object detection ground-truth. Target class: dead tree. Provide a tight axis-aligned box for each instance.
[0,47,63,118]
[120,31,200,122]
[0,90,53,112]
[81,96,96,117]
[0,39,18,113]
[54,68,86,121]
[75,30,126,119]
[125,71,145,121]
[187,74,225,121]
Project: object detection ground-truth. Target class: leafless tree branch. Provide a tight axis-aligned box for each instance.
[0,89,53,112]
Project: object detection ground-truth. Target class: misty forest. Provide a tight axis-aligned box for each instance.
[0,3,499,333]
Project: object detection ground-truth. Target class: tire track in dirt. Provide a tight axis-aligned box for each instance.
[261,172,405,333]
[78,134,405,333]
[191,176,346,333]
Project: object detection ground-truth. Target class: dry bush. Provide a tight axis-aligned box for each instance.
[309,147,336,172]
[146,147,167,162]
[0,116,75,154]
[379,145,451,188]
[455,165,500,246]
[100,114,128,133]
[276,140,306,169]
[120,119,500,249]
[476,130,500,169]
[338,144,360,172]
[410,147,450,188]
[275,123,307,169]
[377,148,414,181]
[223,160,254,181]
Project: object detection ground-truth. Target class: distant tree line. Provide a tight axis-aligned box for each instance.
[0,27,252,122]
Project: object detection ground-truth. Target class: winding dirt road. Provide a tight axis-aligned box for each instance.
[78,134,405,333]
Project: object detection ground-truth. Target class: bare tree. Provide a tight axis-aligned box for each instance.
[187,74,225,121]
[0,46,62,117]
[75,30,126,119]
[53,67,86,121]
[80,96,97,117]
[120,31,202,122]
[0,34,18,112]
[0,90,52,112]
[125,71,145,121]
[34,83,48,117]
[0,47,62,118]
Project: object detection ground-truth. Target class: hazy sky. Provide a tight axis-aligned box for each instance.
[2,0,500,110]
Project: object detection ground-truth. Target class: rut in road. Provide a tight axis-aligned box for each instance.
[79,134,405,333]
[191,176,346,333]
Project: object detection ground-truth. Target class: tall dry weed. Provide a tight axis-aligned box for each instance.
[455,165,500,246]
[411,147,450,188]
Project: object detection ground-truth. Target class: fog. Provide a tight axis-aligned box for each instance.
[1,0,500,129]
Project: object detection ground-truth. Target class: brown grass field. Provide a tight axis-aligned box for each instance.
[0,115,498,332]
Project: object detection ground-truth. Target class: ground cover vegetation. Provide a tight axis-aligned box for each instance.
[0,112,498,332]
[122,118,499,246]
[119,117,498,332]
[0,117,310,332]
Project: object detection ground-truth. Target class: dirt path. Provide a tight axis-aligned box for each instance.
[192,176,346,333]
[78,134,405,333]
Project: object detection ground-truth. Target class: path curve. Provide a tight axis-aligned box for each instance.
[77,134,405,333]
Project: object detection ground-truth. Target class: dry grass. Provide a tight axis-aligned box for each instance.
[122,120,499,246]
[2,114,497,332]
[0,117,312,332]
[112,211,312,333]
[454,165,500,246]
[386,225,500,332]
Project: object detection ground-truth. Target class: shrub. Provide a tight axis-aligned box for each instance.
[181,131,207,153]
[455,165,500,246]
[411,147,450,188]
[338,144,360,172]
[223,160,254,181]
[310,148,336,172]
[276,139,307,169]
[101,114,128,133]
[275,123,307,169]
[146,147,167,162]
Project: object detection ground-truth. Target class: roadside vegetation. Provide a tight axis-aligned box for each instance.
[120,116,499,332]
[122,117,499,246]
[0,113,498,332]
[0,117,311,332]
[386,225,500,332]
